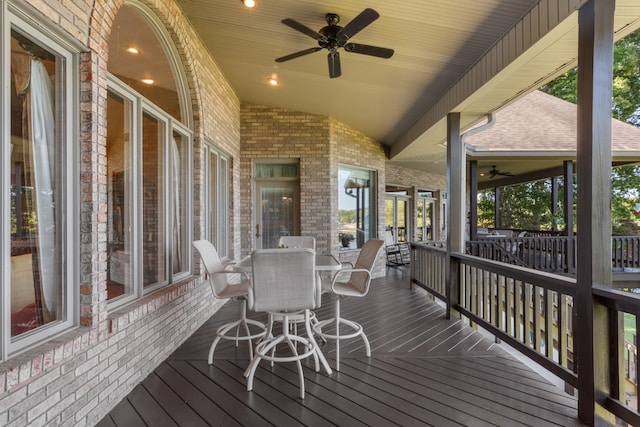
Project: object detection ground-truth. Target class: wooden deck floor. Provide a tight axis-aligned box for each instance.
[97,267,585,426]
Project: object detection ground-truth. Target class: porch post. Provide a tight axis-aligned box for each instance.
[494,187,501,228]
[563,160,575,274]
[469,160,478,241]
[446,112,464,319]
[551,176,558,232]
[576,0,614,425]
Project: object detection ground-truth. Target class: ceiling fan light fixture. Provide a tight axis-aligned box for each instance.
[241,0,256,8]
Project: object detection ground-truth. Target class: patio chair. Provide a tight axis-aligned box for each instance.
[192,240,266,364]
[276,235,323,338]
[384,229,409,266]
[244,248,331,399]
[509,230,527,254]
[313,238,384,371]
[278,235,316,250]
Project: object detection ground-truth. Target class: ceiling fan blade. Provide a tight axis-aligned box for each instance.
[338,8,379,43]
[344,43,394,58]
[281,18,327,42]
[275,47,322,63]
[328,51,341,78]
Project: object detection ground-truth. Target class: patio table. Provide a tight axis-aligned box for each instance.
[234,253,342,273]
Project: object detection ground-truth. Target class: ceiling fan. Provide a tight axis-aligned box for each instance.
[488,165,514,178]
[275,8,394,78]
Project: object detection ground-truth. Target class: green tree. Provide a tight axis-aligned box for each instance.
[540,29,640,234]
[541,29,640,122]
[478,179,571,231]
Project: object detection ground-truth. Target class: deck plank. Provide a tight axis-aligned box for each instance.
[101,266,585,426]
[152,363,242,426]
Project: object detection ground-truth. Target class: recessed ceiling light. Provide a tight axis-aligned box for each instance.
[267,77,278,86]
[241,0,256,8]
[126,46,140,54]
[141,78,154,85]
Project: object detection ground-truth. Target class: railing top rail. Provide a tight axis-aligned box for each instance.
[593,284,640,315]
[410,241,447,253]
[453,252,576,296]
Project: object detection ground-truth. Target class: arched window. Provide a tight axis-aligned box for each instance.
[105,4,192,305]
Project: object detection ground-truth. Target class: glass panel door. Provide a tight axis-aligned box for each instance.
[417,198,434,241]
[255,181,299,249]
[385,195,410,243]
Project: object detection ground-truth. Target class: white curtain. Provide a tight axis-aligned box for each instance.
[14,55,57,318]
[30,59,57,316]
[172,137,181,272]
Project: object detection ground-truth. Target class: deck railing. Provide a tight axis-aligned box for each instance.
[591,286,640,426]
[468,235,640,274]
[411,241,640,425]
[411,242,578,387]
[612,236,640,271]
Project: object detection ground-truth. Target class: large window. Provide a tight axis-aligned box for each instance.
[205,144,230,259]
[106,83,192,304]
[338,166,376,250]
[4,16,77,357]
[105,4,192,305]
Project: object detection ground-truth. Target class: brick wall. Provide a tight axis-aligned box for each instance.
[240,103,332,255]
[239,107,390,277]
[0,0,240,425]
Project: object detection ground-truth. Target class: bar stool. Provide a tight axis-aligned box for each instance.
[192,240,266,364]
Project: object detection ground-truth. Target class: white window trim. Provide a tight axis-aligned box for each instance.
[106,76,194,308]
[337,163,378,250]
[205,142,230,261]
[2,6,80,359]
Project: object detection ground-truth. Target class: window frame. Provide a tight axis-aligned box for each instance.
[106,75,193,308]
[416,189,440,241]
[337,164,377,251]
[2,6,79,359]
[205,142,230,260]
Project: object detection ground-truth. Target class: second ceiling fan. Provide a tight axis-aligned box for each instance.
[275,8,394,78]
[488,165,514,178]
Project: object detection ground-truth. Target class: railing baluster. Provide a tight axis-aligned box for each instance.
[524,283,532,348]
[515,280,523,343]
[533,285,541,352]
[545,289,553,360]
[559,293,566,367]
[505,277,512,336]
